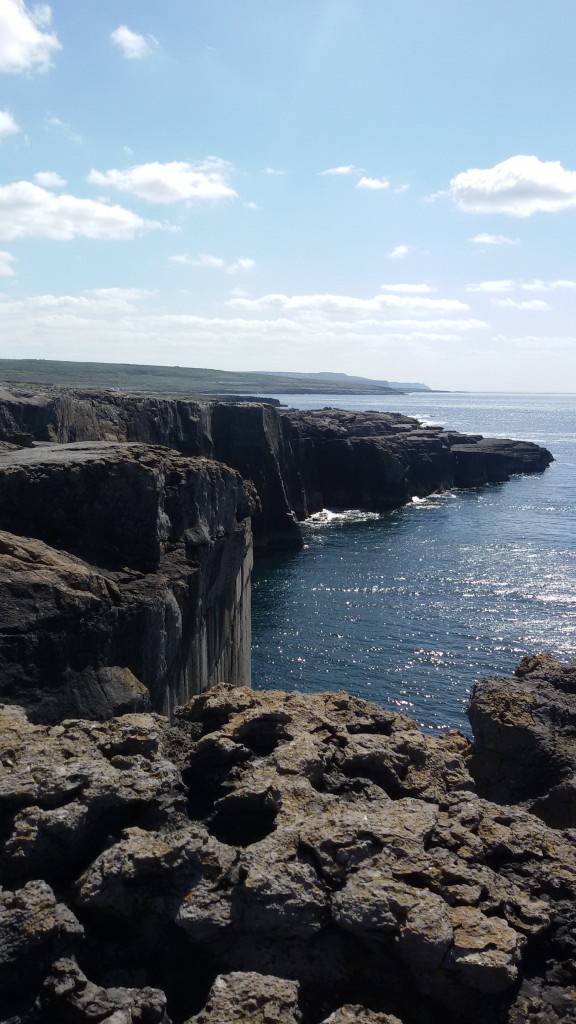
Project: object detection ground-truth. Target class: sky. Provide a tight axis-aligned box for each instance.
[1,1,576,391]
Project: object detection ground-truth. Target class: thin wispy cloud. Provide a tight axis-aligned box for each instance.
[44,116,82,144]
[495,298,551,310]
[470,233,519,246]
[386,244,415,260]
[0,251,16,276]
[318,165,362,177]
[170,253,255,274]
[380,283,436,294]
[263,167,288,176]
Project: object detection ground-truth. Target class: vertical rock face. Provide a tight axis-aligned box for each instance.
[0,443,257,722]
[0,388,553,552]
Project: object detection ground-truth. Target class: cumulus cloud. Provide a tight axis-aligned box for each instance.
[88,159,237,204]
[111,25,157,60]
[494,298,550,311]
[386,244,415,260]
[318,165,362,177]
[356,175,389,191]
[0,251,16,276]
[380,283,436,294]
[0,110,20,138]
[0,0,60,73]
[470,233,519,246]
[170,253,255,274]
[34,170,66,187]
[0,180,165,240]
[445,155,576,217]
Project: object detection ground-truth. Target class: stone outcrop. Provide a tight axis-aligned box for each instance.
[1,671,576,1024]
[469,653,576,828]
[0,387,553,551]
[0,443,256,722]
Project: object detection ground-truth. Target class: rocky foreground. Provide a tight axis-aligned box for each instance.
[1,654,576,1024]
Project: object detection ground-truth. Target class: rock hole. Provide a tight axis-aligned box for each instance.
[184,743,251,821]
[233,715,291,756]
[208,794,278,847]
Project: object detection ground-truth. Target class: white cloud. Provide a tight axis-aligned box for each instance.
[467,280,515,293]
[227,291,470,317]
[170,253,255,274]
[494,298,550,311]
[0,289,488,369]
[393,184,410,194]
[357,175,389,191]
[470,233,519,246]
[319,165,362,177]
[521,279,576,291]
[0,0,60,73]
[243,201,259,210]
[469,278,576,294]
[87,159,237,204]
[445,155,576,217]
[111,25,157,60]
[263,167,288,176]
[0,180,165,240]
[0,251,16,276]
[380,283,436,294]
[0,110,20,138]
[34,170,66,187]
[386,244,415,260]
[44,116,82,144]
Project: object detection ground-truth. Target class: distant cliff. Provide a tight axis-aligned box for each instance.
[0,387,553,552]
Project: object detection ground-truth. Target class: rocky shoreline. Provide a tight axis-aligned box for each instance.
[1,655,576,1024]
[0,385,565,1023]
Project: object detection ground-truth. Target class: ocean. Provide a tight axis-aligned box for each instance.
[251,392,576,734]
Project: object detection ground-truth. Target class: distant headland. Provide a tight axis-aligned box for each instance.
[0,357,431,395]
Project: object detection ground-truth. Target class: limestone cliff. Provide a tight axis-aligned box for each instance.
[0,443,257,723]
[0,387,553,550]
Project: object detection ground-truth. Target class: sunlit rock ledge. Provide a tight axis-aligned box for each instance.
[0,655,575,1024]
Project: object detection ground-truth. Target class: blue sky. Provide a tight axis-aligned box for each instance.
[1,1,576,390]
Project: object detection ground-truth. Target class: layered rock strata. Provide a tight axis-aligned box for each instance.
[0,387,553,550]
[0,443,256,722]
[1,670,575,1024]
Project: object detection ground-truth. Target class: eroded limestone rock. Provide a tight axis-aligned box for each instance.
[1,681,575,1024]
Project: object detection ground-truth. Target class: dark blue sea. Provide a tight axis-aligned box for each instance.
[251,393,576,734]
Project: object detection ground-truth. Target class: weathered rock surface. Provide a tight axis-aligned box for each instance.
[469,653,576,828]
[0,444,256,722]
[0,387,553,551]
[1,675,575,1024]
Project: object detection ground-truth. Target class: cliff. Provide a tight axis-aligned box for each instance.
[0,443,257,723]
[0,387,553,550]
[1,659,575,1024]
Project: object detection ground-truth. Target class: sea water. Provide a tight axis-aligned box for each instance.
[251,393,576,733]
